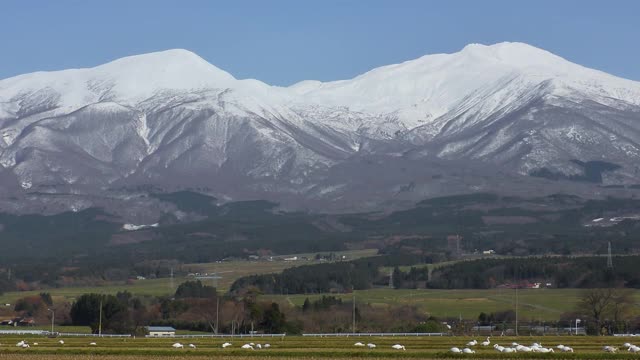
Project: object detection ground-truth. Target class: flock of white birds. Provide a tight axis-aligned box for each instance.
[449,337,568,354]
[606,343,640,353]
[5,338,640,354]
[353,342,405,350]
[447,337,640,354]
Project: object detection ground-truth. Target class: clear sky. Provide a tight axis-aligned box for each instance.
[1,0,639,86]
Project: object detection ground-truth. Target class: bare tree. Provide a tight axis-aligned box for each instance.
[611,289,635,333]
[578,288,614,335]
[577,288,634,335]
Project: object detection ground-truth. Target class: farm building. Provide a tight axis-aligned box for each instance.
[146,326,176,337]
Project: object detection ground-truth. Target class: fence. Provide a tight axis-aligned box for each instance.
[0,330,131,337]
[303,333,447,337]
[0,330,48,335]
[145,333,286,339]
[57,333,131,338]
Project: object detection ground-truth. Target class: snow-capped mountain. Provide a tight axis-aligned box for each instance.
[1,42,639,216]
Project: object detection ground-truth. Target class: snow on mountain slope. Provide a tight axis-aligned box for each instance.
[0,42,640,215]
[289,42,640,129]
[0,49,300,126]
[0,50,234,106]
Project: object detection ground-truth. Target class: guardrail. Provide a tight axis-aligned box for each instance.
[302,332,447,337]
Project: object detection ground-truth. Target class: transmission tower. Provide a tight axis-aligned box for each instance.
[607,242,613,269]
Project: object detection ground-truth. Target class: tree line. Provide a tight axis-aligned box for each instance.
[230,254,428,294]
[426,256,640,289]
[59,281,301,335]
[230,255,640,295]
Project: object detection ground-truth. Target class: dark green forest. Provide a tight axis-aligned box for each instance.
[1,191,640,290]
[230,254,426,294]
[231,255,640,294]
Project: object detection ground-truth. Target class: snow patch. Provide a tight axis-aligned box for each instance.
[123,223,159,231]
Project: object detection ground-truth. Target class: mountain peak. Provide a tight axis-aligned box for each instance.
[458,42,567,68]
[94,48,237,94]
[102,48,214,69]
[0,48,238,106]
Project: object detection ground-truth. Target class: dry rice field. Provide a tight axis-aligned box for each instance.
[1,335,640,359]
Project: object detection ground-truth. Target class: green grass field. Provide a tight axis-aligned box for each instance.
[264,288,640,321]
[0,335,638,359]
[184,249,378,289]
[0,249,377,306]
[2,249,639,323]
[0,278,177,306]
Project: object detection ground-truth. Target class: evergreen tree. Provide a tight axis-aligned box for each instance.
[39,292,53,306]
[302,298,311,312]
[175,280,217,298]
[392,266,403,289]
[260,303,287,333]
[70,294,133,334]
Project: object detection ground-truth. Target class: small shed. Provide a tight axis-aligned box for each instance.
[146,326,176,337]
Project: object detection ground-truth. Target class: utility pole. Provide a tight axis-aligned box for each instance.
[215,296,219,334]
[98,299,103,337]
[48,308,55,333]
[515,285,519,336]
[352,292,356,333]
[607,242,613,269]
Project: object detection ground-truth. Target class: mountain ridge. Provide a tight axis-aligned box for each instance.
[0,42,639,217]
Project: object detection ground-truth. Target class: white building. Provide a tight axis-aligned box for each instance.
[146,326,176,337]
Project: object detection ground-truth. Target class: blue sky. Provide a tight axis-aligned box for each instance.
[1,0,639,85]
